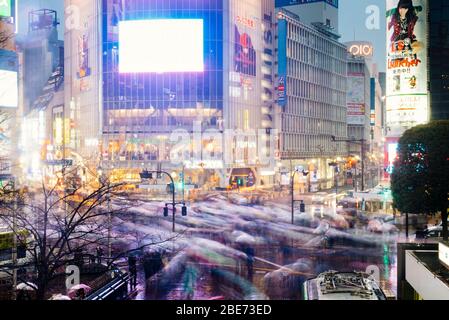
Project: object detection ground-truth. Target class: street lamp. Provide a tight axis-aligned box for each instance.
[291,166,310,225]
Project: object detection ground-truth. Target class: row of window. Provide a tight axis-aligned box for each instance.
[281,133,345,154]
[287,78,346,106]
[285,97,347,123]
[112,0,225,11]
[285,19,347,60]
[287,60,346,92]
[287,40,346,75]
[281,114,346,137]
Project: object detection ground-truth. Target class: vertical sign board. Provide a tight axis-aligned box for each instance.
[277,18,287,108]
[386,0,429,134]
[347,73,366,125]
[370,78,376,126]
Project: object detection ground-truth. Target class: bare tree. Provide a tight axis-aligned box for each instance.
[0,166,131,299]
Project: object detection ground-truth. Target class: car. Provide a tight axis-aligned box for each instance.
[415,219,448,239]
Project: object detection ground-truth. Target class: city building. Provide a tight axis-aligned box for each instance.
[62,0,277,189]
[370,72,386,184]
[428,1,449,120]
[0,0,18,181]
[275,0,339,38]
[16,9,64,182]
[345,49,373,191]
[384,0,432,180]
[275,6,348,192]
[385,0,449,178]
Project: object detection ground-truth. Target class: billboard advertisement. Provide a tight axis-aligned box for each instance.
[0,70,17,108]
[234,21,257,76]
[347,74,366,125]
[119,19,204,73]
[77,34,91,78]
[230,0,261,102]
[277,18,287,108]
[386,0,428,133]
[0,0,11,17]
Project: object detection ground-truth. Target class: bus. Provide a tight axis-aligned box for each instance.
[303,271,387,300]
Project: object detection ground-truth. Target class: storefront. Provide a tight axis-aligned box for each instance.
[230,168,256,189]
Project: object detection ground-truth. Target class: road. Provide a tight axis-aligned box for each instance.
[108,190,403,300]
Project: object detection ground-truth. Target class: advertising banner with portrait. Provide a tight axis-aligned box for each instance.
[347,74,366,125]
[230,0,262,102]
[386,0,428,131]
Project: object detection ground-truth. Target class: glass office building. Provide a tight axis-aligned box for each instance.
[64,0,276,186]
[101,0,224,170]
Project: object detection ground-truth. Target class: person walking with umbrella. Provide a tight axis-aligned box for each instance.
[128,255,138,290]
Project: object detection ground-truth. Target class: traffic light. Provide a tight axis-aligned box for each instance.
[140,170,153,179]
[300,201,306,213]
[182,205,187,216]
[163,206,169,217]
[167,183,175,193]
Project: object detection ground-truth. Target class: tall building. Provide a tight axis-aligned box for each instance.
[384,0,449,177]
[0,1,18,180]
[16,9,64,181]
[385,0,429,139]
[275,8,347,192]
[346,49,372,144]
[429,1,449,120]
[275,0,339,37]
[63,0,277,188]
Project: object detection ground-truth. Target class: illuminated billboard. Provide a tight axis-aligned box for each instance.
[386,0,428,133]
[346,41,374,58]
[0,70,18,108]
[119,19,204,73]
[0,0,11,17]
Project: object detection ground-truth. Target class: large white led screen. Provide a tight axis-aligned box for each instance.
[0,70,18,108]
[119,19,204,73]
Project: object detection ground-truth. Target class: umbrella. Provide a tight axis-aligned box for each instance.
[16,282,37,291]
[49,294,71,300]
[67,284,92,299]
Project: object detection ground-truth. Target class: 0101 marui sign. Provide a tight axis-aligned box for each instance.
[386,0,429,132]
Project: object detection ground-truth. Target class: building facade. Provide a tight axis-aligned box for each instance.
[16,9,65,182]
[0,1,18,181]
[275,8,347,192]
[429,0,449,120]
[63,0,277,188]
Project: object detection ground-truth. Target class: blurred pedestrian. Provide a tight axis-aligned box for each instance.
[245,246,255,281]
[182,264,198,300]
[96,246,104,264]
[128,255,137,290]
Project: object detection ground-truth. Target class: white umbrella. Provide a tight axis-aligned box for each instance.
[16,282,37,291]
[67,284,92,299]
[49,294,71,300]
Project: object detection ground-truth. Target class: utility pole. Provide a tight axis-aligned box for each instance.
[107,195,112,262]
[12,198,18,300]
[140,169,186,233]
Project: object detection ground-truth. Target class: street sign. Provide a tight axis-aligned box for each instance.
[45,159,73,167]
